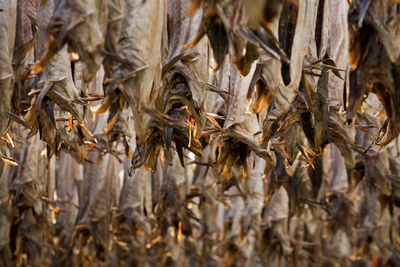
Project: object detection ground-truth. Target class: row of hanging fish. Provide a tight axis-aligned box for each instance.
[0,0,399,266]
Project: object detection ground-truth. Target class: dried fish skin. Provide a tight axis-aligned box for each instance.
[186,0,260,76]
[32,0,108,83]
[322,144,348,194]
[72,151,118,262]
[0,160,13,260]
[12,0,36,109]
[218,57,256,129]
[348,4,400,145]
[250,0,319,113]
[284,122,306,165]
[163,0,209,140]
[36,47,84,121]
[53,151,81,248]
[165,0,206,72]
[105,0,122,54]
[21,0,85,160]
[1,0,400,264]
[212,59,267,179]
[350,0,400,65]
[184,0,227,71]
[7,134,51,265]
[117,0,164,143]
[35,0,83,120]
[262,186,292,255]
[102,0,123,77]
[0,0,17,135]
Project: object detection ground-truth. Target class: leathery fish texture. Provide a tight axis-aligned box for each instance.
[0,0,399,266]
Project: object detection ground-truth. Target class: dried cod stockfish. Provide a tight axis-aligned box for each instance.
[23,0,87,161]
[185,0,263,75]
[163,0,209,146]
[7,132,51,265]
[211,57,267,180]
[348,0,400,146]
[95,0,166,172]
[0,0,399,266]
[31,0,108,83]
